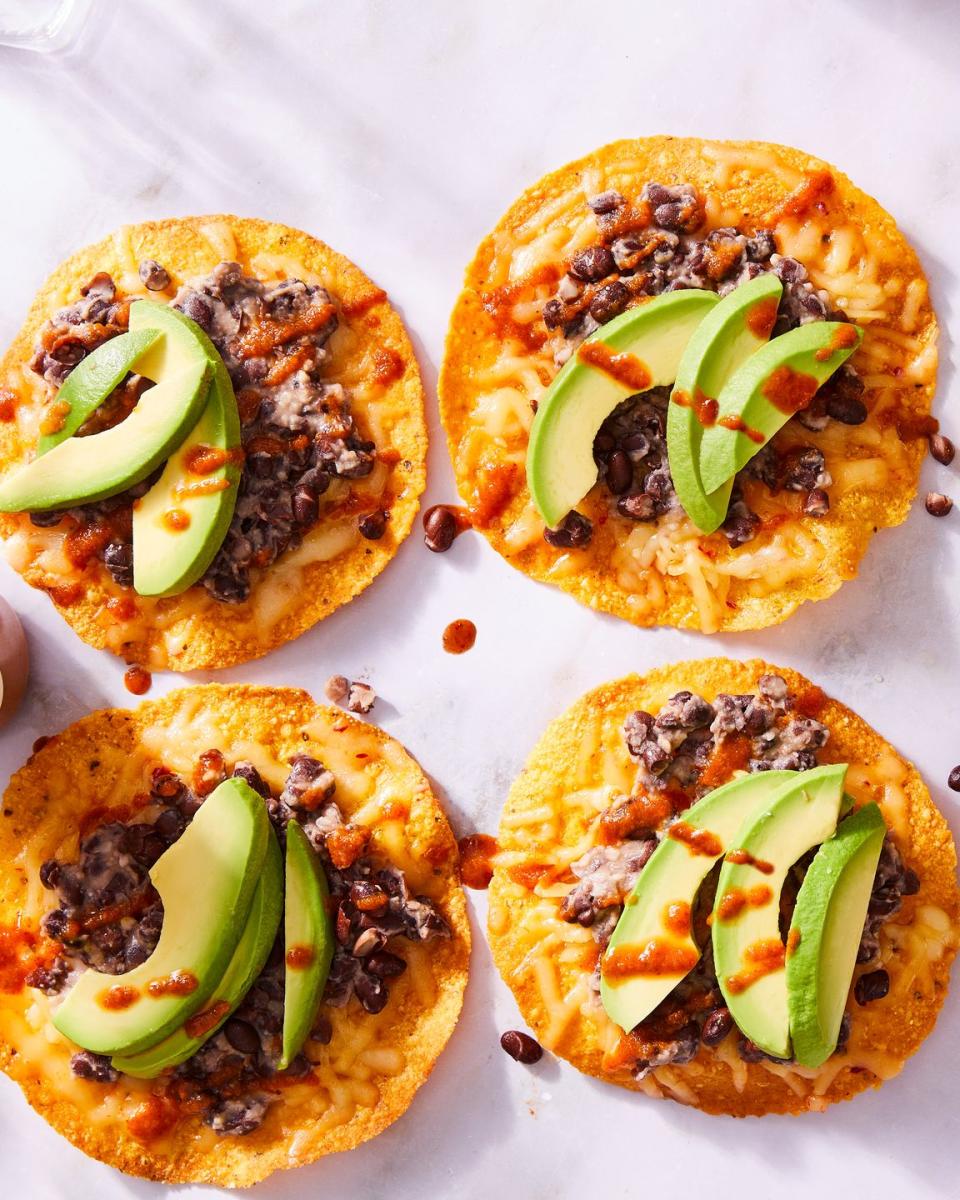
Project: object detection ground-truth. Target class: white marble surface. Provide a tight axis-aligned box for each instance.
[0,0,959,1195]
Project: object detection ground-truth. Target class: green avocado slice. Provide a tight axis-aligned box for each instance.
[712,764,848,1060]
[526,289,719,528]
[0,359,211,513]
[697,320,862,494]
[112,824,283,1079]
[786,802,886,1068]
[600,769,796,1033]
[37,328,161,455]
[667,274,783,533]
[130,304,242,598]
[53,778,269,1058]
[279,821,334,1070]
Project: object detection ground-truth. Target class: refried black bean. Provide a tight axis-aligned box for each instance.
[500,1030,543,1064]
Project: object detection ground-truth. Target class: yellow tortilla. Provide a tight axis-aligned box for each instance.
[0,216,427,670]
[440,138,939,632]
[488,658,959,1116]
[0,685,469,1185]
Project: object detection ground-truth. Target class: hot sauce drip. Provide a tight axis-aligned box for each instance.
[162,509,190,532]
[766,170,836,224]
[745,297,779,340]
[372,347,405,387]
[124,666,152,696]
[480,265,560,352]
[667,821,723,857]
[671,388,718,427]
[99,983,140,1010]
[233,301,337,360]
[45,582,84,607]
[892,412,939,443]
[792,685,828,718]
[662,901,692,937]
[458,833,498,889]
[443,619,477,654]
[340,287,388,319]
[469,462,518,527]
[714,885,774,923]
[147,969,199,997]
[174,478,232,501]
[286,945,316,970]
[718,415,766,443]
[326,825,370,870]
[724,938,786,994]
[698,736,752,790]
[786,928,802,958]
[0,927,58,994]
[65,519,117,569]
[184,1000,230,1039]
[725,848,774,875]
[507,862,553,890]
[599,790,674,844]
[602,939,699,979]
[127,1095,178,1143]
[0,388,18,420]
[761,365,819,416]
[577,341,652,392]
[814,323,858,361]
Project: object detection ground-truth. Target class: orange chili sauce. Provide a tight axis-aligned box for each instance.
[671,387,718,427]
[718,415,766,444]
[667,821,723,857]
[147,970,198,997]
[745,296,779,340]
[184,1000,230,1039]
[698,736,751,790]
[99,983,140,1010]
[725,848,774,875]
[124,666,152,695]
[761,365,819,415]
[458,833,498,889]
[603,939,699,979]
[662,901,692,937]
[286,945,316,970]
[814,323,858,361]
[714,884,774,923]
[577,341,652,392]
[443,619,476,654]
[724,938,786,995]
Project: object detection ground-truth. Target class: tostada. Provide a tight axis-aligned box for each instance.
[0,217,426,669]
[439,138,939,632]
[0,686,468,1185]
[488,659,958,1115]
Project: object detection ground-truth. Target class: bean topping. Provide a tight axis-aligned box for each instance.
[543,510,592,549]
[930,433,955,465]
[925,492,953,517]
[500,1030,543,1064]
[423,504,458,553]
[948,766,960,792]
[854,968,890,1005]
[138,260,171,291]
[358,509,387,539]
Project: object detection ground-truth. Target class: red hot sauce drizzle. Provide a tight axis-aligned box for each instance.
[99,983,140,1010]
[603,939,699,980]
[786,928,802,959]
[443,619,477,654]
[725,848,775,875]
[184,1001,230,1039]
[761,365,819,416]
[667,821,723,857]
[714,884,774,923]
[718,415,766,444]
[671,387,718,427]
[814,323,858,362]
[285,945,316,970]
[662,901,692,937]
[745,297,779,340]
[147,969,199,998]
[458,833,498,889]
[577,341,652,392]
[724,938,786,995]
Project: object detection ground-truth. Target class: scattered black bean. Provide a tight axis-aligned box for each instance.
[949,766,960,792]
[930,433,955,466]
[605,450,633,496]
[500,1029,543,1064]
[423,504,458,553]
[569,246,614,283]
[617,492,657,522]
[223,1017,261,1056]
[543,511,592,549]
[700,1006,734,1047]
[854,968,890,1005]
[925,491,953,517]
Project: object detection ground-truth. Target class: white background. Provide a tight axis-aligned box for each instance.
[0,1,958,1196]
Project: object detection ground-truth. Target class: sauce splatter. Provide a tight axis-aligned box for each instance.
[340,287,388,319]
[663,901,692,937]
[714,885,774,923]
[147,970,198,997]
[602,939,699,979]
[786,928,802,959]
[124,666,152,696]
[793,685,828,718]
[372,347,405,386]
[672,387,718,427]
[458,833,498,889]
[326,825,370,870]
[667,821,723,857]
[443,619,476,654]
[286,945,316,970]
[577,341,652,392]
[718,414,766,444]
[599,791,673,844]
[724,938,786,994]
[127,1095,178,1143]
[39,401,70,436]
[469,462,518,527]
[480,266,559,352]
[0,927,57,994]
[173,477,232,501]
[893,412,939,443]
[725,848,774,875]
[233,301,336,359]
[161,509,190,532]
[0,388,18,421]
[46,582,84,607]
[184,1001,230,1039]
[814,323,858,361]
[761,365,819,415]
[507,862,553,890]
[746,297,779,340]
[99,983,140,1010]
[767,170,835,224]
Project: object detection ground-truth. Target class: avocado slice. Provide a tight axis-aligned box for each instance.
[697,321,862,494]
[527,289,719,529]
[129,304,242,598]
[667,274,783,534]
[53,778,269,1058]
[112,824,283,1079]
[37,328,161,455]
[712,764,848,1060]
[600,769,796,1033]
[278,821,335,1070]
[786,802,886,1068]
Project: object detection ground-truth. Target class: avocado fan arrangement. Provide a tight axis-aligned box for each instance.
[0,301,241,598]
[53,778,334,1077]
[526,274,862,533]
[599,764,885,1067]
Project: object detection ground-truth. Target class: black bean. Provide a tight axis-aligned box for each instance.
[803,488,830,517]
[542,298,566,330]
[854,968,890,1005]
[150,768,183,800]
[180,293,213,330]
[310,1014,333,1044]
[423,504,458,553]
[292,486,319,526]
[617,492,657,521]
[70,1051,118,1083]
[39,859,60,889]
[543,511,592,549]
[949,766,960,792]
[366,950,407,979]
[901,867,920,896]
[700,1006,734,1047]
[350,880,389,913]
[138,259,170,291]
[223,1017,261,1056]
[232,762,271,799]
[358,510,387,540]
[930,433,955,465]
[590,281,629,324]
[925,492,953,517]
[153,808,184,843]
[605,450,633,495]
[500,1030,543,1064]
[569,246,614,283]
[825,391,867,425]
[587,191,624,215]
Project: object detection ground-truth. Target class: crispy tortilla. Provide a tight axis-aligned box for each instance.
[0,216,427,670]
[488,659,959,1116]
[0,685,468,1185]
[439,138,938,632]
